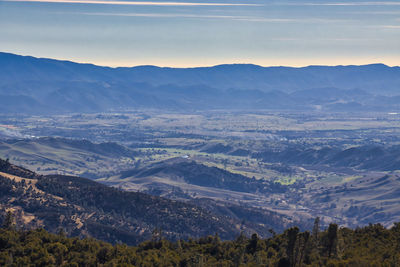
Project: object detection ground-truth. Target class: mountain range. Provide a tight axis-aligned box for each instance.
[1,52,400,113]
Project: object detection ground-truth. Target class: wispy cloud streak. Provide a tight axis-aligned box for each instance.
[235,17,352,23]
[4,0,400,7]
[0,0,261,6]
[378,25,400,29]
[74,12,248,19]
[365,24,400,29]
[290,1,400,6]
[345,11,400,15]
[57,11,354,24]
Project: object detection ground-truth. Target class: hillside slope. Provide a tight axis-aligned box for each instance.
[0,137,140,178]
[0,158,282,245]
[117,158,286,195]
[255,145,400,171]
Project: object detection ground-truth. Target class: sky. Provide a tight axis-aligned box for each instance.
[0,0,399,67]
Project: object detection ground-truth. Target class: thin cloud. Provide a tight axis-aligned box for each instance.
[267,37,381,41]
[1,0,262,6]
[295,2,400,6]
[380,25,400,29]
[73,12,249,20]
[234,17,352,23]
[5,0,399,7]
[345,11,400,15]
[58,11,354,24]
[233,18,296,23]
[366,24,400,29]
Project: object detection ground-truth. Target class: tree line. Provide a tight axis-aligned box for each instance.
[1,213,400,266]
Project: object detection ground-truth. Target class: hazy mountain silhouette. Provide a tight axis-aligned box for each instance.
[1,52,400,113]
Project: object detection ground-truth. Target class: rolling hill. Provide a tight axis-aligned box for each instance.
[0,158,292,245]
[255,145,400,171]
[0,137,140,178]
[113,157,286,195]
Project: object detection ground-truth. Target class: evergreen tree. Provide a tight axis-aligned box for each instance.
[327,223,338,258]
[312,217,320,245]
[287,227,299,266]
[3,211,14,230]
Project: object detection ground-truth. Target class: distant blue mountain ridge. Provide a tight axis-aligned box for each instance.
[0,52,399,113]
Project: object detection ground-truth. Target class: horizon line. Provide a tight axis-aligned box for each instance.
[1,51,398,69]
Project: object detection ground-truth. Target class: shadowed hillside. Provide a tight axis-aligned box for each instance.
[119,158,286,194]
[0,158,291,245]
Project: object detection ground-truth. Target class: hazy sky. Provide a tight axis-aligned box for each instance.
[0,0,399,67]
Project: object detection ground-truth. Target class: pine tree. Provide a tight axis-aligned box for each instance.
[247,233,259,254]
[3,211,15,230]
[287,227,299,266]
[327,223,338,258]
[297,231,310,267]
[312,217,320,246]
